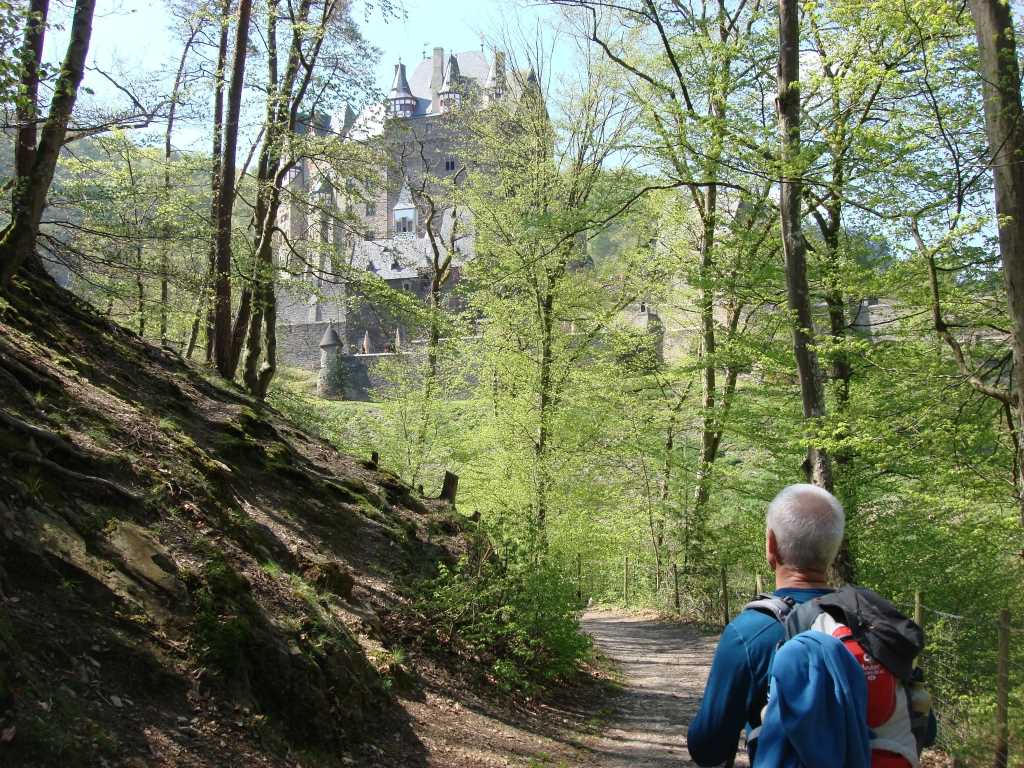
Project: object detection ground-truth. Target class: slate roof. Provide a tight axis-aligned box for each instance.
[409,51,489,108]
[345,226,473,281]
[347,50,514,138]
[393,181,414,210]
[319,322,343,348]
[389,62,414,99]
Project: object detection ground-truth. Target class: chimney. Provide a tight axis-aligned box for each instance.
[431,46,444,113]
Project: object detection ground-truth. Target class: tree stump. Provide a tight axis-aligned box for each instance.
[439,471,459,505]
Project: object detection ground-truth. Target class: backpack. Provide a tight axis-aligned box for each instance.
[746,586,933,768]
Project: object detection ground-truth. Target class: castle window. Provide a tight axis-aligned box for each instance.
[640,302,646,313]
[402,281,411,292]
[364,229,376,241]
[395,216,415,234]
[366,201,376,216]
[444,157,457,172]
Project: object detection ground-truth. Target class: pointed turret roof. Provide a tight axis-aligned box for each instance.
[389,62,413,99]
[441,53,461,92]
[313,177,333,197]
[486,50,505,90]
[394,180,414,210]
[319,321,342,348]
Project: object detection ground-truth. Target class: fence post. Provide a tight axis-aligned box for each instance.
[994,608,1009,768]
[672,563,680,613]
[720,565,730,628]
[623,556,630,606]
[913,591,924,670]
[755,573,764,595]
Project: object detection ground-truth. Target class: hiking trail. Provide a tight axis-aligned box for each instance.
[579,610,749,768]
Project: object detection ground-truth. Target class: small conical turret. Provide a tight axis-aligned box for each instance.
[486,50,506,101]
[440,53,462,112]
[319,320,342,349]
[388,61,417,118]
[317,321,344,398]
[390,62,413,99]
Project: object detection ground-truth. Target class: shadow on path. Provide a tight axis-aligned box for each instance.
[579,610,749,768]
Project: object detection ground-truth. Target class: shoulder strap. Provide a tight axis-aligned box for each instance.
[783,597,832,641]
[743,592,797,624]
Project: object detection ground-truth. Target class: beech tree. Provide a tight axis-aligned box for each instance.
[0,0,97,289]
[967,0,1024,525]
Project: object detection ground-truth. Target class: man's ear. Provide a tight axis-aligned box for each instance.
[766,528,780,568]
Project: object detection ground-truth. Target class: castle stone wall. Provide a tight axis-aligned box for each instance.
[277,321,334,371]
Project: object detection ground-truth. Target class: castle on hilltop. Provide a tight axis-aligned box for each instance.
[274,46,524,398]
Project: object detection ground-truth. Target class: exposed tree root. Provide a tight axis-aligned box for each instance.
[0,365,43,417]
[0,408,81,457]
[0,341,62,396]
[9,451,142,503]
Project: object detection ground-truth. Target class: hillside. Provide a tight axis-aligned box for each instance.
[0,276,605,767]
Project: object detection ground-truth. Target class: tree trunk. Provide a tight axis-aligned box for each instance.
[240,0,319,397]
[162,26,200,346]
[0,0,96,289]
[205,3,230,362]
[136,245,145,336]
[212,0,253,377]
[14,0,49,180]
[777,0,833,491]
[535,287,556,526]
[968,0,1024,525]
[692,184,718,517]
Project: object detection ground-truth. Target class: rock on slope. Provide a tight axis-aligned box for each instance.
[0,277,466,767]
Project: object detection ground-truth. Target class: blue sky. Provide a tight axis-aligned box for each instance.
[79,0,559,100]
[58,0,565,149]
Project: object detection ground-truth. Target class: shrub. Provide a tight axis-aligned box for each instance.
[419,551,590,692]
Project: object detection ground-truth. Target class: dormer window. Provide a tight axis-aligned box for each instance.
[393,181,417,239]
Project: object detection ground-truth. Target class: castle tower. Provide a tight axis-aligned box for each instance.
[486,50,506,103]
[439,53,462,112]
[317,321,343,398]
[388,61,416,118]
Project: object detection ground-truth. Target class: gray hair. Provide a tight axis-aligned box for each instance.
[766,484,845,571]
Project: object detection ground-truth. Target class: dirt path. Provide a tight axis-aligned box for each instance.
[579,610,749,768]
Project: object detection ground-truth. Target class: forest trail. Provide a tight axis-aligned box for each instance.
[580,610,749,768]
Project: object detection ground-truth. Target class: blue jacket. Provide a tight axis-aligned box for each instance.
[687,588,834,766]
[753,631,871,768]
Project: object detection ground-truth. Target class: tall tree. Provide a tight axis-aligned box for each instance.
[777,0,834,496]
[0,0,97,289]
[211,0,253,376]
[967,0,1024,525]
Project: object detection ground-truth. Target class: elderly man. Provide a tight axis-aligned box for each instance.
[687,483,845,767]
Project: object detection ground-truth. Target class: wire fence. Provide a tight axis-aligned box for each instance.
[575,558,1021,767]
